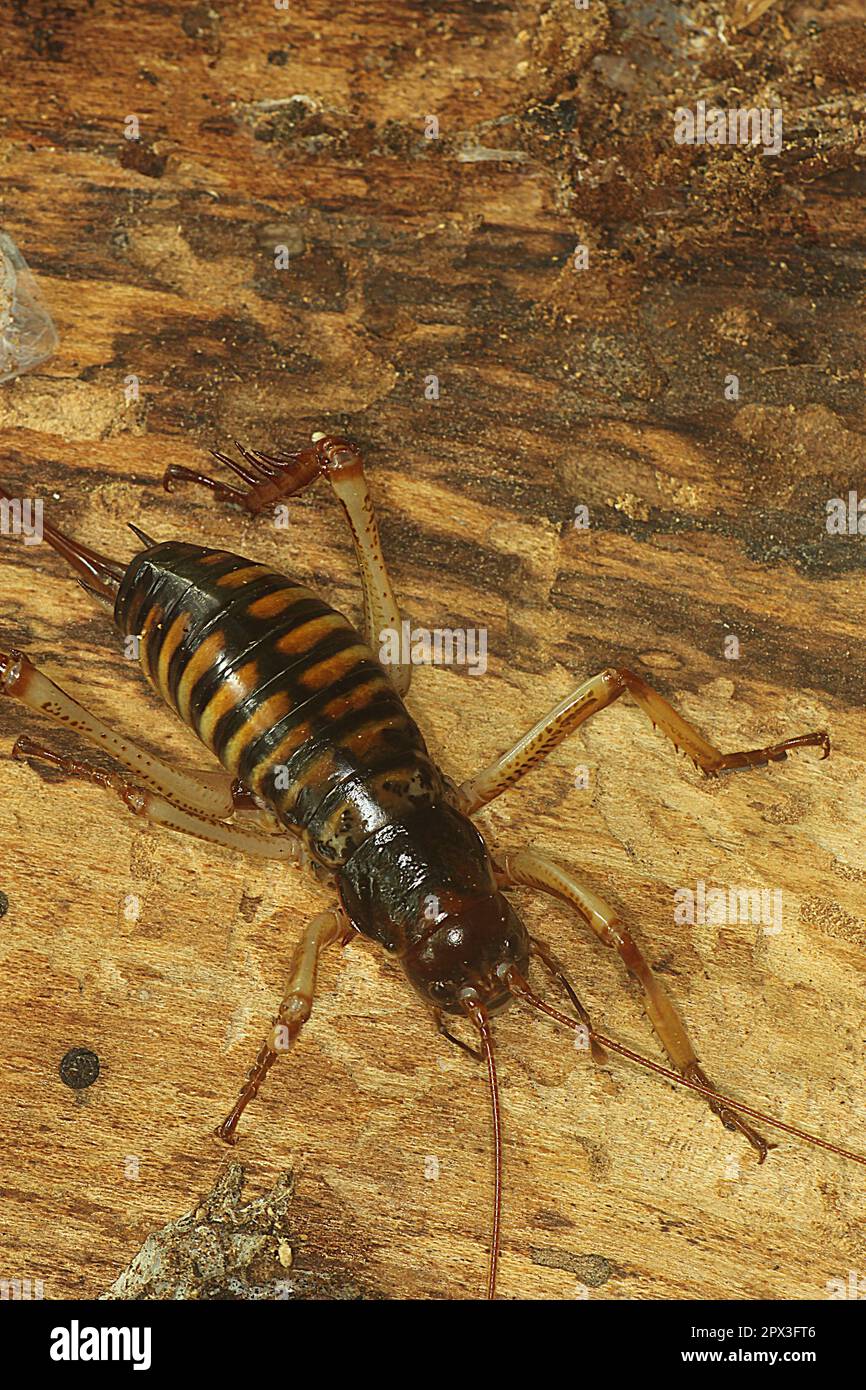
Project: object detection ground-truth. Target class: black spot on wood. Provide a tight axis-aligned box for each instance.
[60,1047,100,1090]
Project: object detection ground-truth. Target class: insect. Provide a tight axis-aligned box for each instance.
[2,432,864,1299]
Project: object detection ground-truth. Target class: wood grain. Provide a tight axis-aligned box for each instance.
[1,0,864,1301]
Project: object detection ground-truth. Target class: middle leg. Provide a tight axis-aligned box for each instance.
[458,667,829,812]
[496,845,769,1158]
[216,906,352,1142]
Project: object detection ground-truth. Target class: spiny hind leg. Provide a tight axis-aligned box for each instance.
[496,845,769,1159]
[217,907,353,1143]
[0,648,243,818]
[458,666,829,812]
[315,434,411,695]
[165,434,411,695]
[11,735,301,862]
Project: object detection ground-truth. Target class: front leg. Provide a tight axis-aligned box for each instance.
[496,846,769,1159]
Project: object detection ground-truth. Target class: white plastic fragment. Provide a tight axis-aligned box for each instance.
[0,231,59,384]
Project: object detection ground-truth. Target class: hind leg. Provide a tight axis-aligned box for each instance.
[11,734,299,861]
[0,648,272,823]
[165,434,411,694]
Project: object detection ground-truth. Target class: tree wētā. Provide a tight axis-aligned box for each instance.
[1,433,863,1299]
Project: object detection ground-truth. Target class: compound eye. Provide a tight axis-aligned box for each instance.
[429,981,449,1002]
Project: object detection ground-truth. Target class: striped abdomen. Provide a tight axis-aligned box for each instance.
[114,541,444,865]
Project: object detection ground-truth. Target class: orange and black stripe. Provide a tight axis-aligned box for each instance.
[114,541,444,865]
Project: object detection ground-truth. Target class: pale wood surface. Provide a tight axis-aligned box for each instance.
[1,0,864,1300]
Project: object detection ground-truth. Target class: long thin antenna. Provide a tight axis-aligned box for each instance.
[507,971,866,1168]
[464,997,503,1300]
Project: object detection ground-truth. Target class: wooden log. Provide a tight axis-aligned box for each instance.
[0,0,864,1301]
